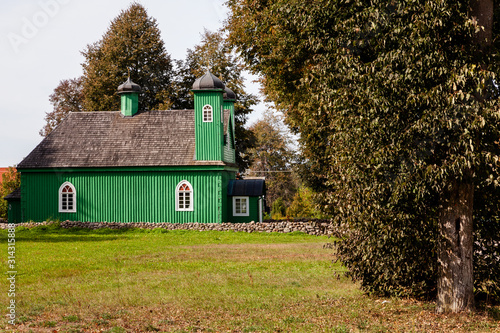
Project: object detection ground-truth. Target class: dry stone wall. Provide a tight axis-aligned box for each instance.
[1,220,338,237]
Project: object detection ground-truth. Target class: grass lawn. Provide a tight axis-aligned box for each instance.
[1,223,499,332]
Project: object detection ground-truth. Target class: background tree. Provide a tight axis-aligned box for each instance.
[40,3,175,135]
[81,2,174,112]
[173,29,257,171]
[40,77,84,136]
[0,167,20,220]
[227,0,500,311]
[286,187,324,219]
[246,110,299,210]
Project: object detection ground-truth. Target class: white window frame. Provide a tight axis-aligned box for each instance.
[233,196,249,217]
[59,182,76,213]
[203,104,213,123]
[176,180,194,212]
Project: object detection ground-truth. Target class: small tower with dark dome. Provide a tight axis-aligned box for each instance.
[191,70,226,161]
[117,77,141,117]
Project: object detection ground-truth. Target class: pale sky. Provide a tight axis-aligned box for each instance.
[0,0,264,167]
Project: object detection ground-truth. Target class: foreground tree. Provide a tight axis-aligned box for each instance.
[82,3,174,112]
[227,0,500,312]
[40,77,84,137]
[173,29,258,170]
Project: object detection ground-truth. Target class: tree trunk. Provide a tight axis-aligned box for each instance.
[437,180,474,313]
[469,0,493,51]
[436,0,493,313]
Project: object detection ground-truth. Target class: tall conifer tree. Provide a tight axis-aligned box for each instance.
[82,3,174,112]
[41,3,176,136]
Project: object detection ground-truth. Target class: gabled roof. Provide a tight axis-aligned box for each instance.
[18,110,231,169]
[227,179,266,196]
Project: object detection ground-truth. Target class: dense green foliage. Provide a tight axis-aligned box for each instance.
[270,197,286,219]
[474,214,500,302]
[226,0,500,299]
[82,3,174,112]
[172,30,257,170]
[286,187,325,219]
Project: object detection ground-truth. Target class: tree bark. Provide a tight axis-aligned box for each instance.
[469,0,493,51]
[437,180,474,313]
[436,0,494,313]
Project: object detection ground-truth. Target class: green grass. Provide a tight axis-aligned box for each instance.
[0,224,498,332]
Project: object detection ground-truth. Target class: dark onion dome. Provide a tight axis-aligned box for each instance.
[192,70,225,90]
[223,86,236,101]
[117,77,141,94]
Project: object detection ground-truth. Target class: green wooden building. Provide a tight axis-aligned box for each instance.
[5,71,265,224]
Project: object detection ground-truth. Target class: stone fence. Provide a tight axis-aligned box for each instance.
[0,220,338,237]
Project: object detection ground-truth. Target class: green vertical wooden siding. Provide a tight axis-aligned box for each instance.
[223,101,235,135]
[120,93,139,116]
[194,91,224,161]
[20,169,236,223]
[223,101,236,164]
[223,124,236,164]
[7,199,21,223]
[221,172,232,222]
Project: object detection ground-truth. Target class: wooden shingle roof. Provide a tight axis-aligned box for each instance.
[18,110,230,169]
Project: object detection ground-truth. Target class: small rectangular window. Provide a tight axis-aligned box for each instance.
[233,196,249,216]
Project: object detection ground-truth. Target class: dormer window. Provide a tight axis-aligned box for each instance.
[203,105,213,122]
[59,182,76,213]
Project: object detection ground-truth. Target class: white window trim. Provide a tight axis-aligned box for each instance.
[203,104,213,123]
[176,180,194,212]
[58,181,76,213]
[233,196,249,217]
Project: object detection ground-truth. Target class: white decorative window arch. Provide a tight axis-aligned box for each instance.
[59,182,76,213]
[203,104,213,122]
[176,180,193,211]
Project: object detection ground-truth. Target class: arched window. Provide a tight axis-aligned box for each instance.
[203,104,213,122]
[59,182,76,213]
[176,180,193,211]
